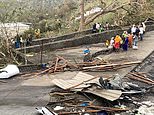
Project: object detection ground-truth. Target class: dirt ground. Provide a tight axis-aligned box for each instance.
[0,31,153,115]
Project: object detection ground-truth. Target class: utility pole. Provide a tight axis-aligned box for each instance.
[24,40,27,65]
[40,40,43,65]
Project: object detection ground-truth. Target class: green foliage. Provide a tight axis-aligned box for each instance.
[22,28,35,40]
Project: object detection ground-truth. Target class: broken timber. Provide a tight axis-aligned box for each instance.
[82,61,141,70]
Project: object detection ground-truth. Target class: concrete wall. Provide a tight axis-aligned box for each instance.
[14,26,121,48]
[18,64,41,73]
[31,29,92,46]
[17,29,125,53]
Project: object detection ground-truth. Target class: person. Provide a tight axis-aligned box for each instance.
[114,34,122,51]
[92,23,97,33]
[122,37,129,51]
[133,34,138,49]
[122,31,128,50]
[122,31,128,39]
[96,23,100,32]
[105,22,109,30]
[135,26,140,36]
[108,37,114,49]
[83,48,92,62]
[26,34,33,46]
[105,40,109,48]
[131,24,136,34]
[139,24,144,41]
[35,29,40,39]
[132,25,140,48]
[142,22,146,34]
[20,35,23,47]
[127,26,132,34]
[15,34,21,48]
[128,33,133,48]
[99,24,104,33]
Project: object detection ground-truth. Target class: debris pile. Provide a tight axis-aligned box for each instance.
[35,53,153,115]
[39,56,141,74]
[36,70,154,115]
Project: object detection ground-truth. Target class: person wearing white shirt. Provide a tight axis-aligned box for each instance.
[96,23,100,32]
[142,22,146,34]
[131,24,136,34]
[108,37,114,49]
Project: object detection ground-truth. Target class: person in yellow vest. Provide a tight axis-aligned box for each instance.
[105,40,109,48]
[35,29,40,39]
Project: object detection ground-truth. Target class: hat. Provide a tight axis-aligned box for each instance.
[84,49,90,54]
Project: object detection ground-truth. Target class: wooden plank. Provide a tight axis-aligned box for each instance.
[82,61,141,70]
[129,73,154,83]
[54,57,59,72]
[128,75,154,85]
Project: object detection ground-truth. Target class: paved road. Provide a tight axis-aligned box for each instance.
[0,77,51,115]
[0,31,153,115]
[27,43,107,64]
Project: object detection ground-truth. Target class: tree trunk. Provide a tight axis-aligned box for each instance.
[79,0,85,31]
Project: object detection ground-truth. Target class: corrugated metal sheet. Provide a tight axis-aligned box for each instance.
[85,89,122,101]
[52,72,98,90]
[52,72,122,101]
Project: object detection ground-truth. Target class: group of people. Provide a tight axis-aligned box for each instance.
[15,34,33,48]
[106,22,146,51]
[83,22,146,62]
[92,22,110,33]
[15,29,40,48]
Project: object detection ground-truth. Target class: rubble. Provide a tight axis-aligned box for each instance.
[34,56,141,74]
[49,71,153,114]
[35,52,153,115]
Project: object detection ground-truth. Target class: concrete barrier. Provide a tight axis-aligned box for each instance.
[16,26,121,47]
[17,29,125,53]
[30,29,92,46]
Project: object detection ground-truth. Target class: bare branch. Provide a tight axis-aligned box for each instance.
[84,2,130,25]
[100,0,106,7]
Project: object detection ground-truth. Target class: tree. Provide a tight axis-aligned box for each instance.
[79,0,144,30]
[0,0,25,64]
[79,0,84,31]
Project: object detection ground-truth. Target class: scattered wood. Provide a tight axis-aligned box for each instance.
[58,106,129,114]
[26,56,141,77]
[82,61,141,71]
[127,73,154,85]
[129,73,154,83]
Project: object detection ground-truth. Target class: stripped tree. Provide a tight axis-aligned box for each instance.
[79,0,143,30]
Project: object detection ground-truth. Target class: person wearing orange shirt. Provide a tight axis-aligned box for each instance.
[128,33,133,48]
